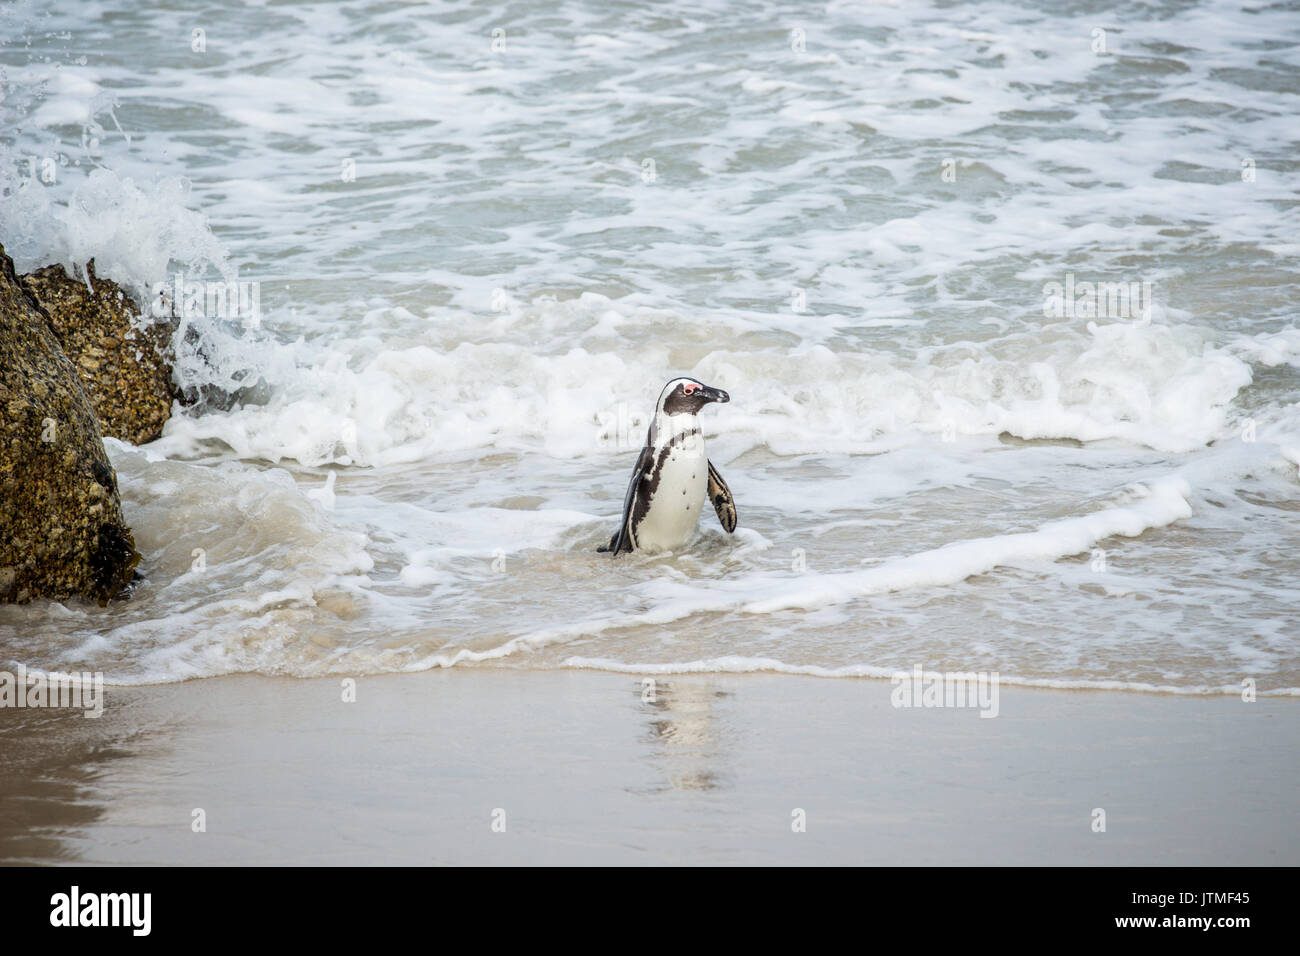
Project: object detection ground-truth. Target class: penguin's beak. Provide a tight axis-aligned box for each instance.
[701,385,730,404]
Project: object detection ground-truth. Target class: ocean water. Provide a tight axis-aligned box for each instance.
[1,0,1297,694]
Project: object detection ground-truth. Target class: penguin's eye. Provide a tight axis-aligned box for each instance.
[682,383,699,395]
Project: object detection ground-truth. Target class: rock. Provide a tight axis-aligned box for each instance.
[0,242,140,605]
[19,260,177,446]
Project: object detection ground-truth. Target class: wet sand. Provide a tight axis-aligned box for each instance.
[1,670,1295,865]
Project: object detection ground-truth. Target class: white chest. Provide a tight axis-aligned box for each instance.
[634,428,708,552]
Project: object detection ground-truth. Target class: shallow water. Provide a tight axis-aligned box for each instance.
[1,0,1297,693]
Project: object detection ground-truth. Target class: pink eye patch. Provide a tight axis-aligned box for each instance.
[683,383,699,395]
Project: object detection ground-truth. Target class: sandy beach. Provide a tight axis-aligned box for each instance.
[2,671,1294,866]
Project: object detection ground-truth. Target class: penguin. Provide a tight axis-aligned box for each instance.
[598,377,737,555]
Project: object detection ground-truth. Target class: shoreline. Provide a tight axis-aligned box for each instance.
[13,659,1291,698]
[2,668,1295,865]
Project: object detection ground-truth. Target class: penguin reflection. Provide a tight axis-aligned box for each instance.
[639,678,729,792]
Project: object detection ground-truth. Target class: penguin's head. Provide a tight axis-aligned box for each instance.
[658,377,730,417]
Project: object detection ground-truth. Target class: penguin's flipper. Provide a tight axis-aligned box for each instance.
[707,459,737,533]
[604,444,652,556]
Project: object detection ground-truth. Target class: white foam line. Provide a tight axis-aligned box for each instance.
[88,477,1203,685]
[741,477,1195,613]
[50,477,1202,686]
[399,476,1197,673]
[555,656,1300,697]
